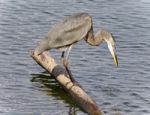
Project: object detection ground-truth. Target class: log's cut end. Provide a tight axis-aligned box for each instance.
[30,51,104,115]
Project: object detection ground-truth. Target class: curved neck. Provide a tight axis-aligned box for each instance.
[86,30,103,46]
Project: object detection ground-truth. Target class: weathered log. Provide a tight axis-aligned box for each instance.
[30,51,104,115]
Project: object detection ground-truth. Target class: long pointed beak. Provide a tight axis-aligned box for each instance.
[107,42,118,67]
[113,50,118,67]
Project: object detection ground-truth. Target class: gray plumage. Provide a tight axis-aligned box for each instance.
[35,13,92,53]
[35,12,118,67]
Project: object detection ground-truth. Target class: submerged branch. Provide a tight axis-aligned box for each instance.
[30,51,104,115]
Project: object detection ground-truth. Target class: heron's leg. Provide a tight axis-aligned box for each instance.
[65,45,73,66]
[61,46,72,67]
[61,51,65,63]
[61,45,76,83]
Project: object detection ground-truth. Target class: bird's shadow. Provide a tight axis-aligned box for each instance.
[30,73,82,115]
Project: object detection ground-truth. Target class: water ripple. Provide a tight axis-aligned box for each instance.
[0,0,150,115]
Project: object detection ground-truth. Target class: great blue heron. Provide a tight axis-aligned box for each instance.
[35,13,118,83]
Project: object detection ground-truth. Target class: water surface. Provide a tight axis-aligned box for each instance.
[0,0,150,115]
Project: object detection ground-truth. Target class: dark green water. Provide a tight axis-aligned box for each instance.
[0,0,150,115]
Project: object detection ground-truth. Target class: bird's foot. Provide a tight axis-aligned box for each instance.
[65,67,82,88]
[61,58,82,88]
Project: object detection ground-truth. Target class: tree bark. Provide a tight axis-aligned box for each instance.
[30,51,104,115]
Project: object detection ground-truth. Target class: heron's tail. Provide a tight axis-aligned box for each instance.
[34,38,49,55]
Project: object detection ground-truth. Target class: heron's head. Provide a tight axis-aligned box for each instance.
[101,30,118,67]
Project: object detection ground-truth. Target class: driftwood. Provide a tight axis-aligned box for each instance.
[30,51,104,115]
